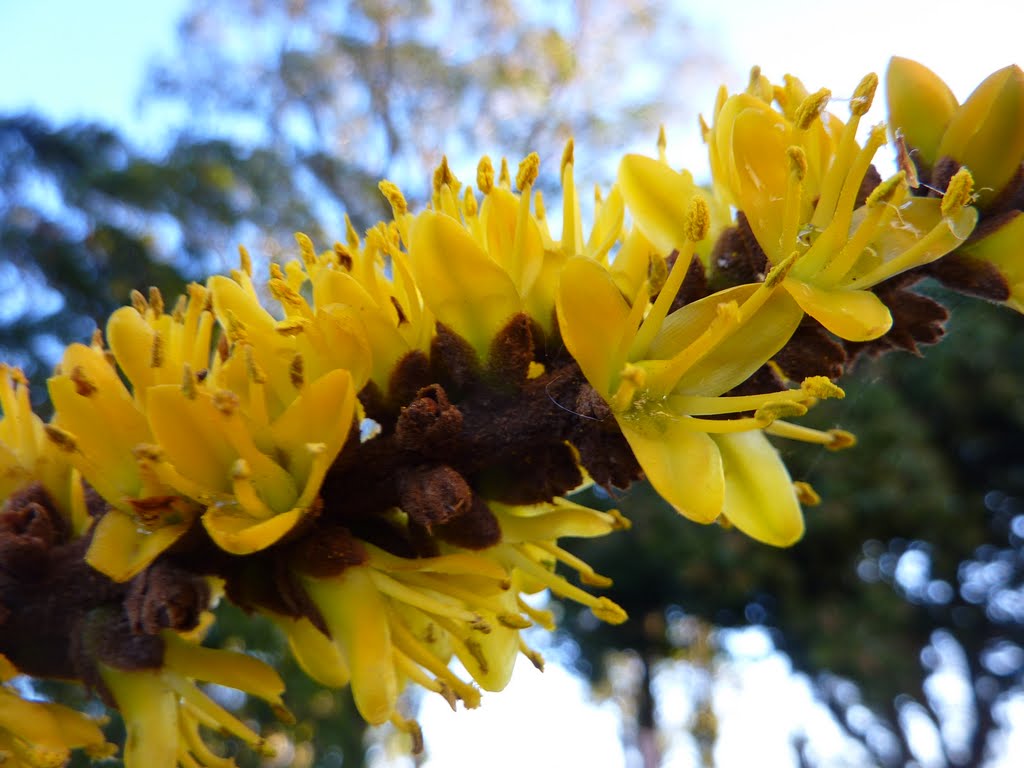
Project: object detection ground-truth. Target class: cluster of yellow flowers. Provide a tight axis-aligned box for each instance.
[0,57,1022,766]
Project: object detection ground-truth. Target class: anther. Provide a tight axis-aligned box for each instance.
[941,167,975,217]
[212,390,239,416]
[70,365,97,397]
[130,289,148,315]
[685,196,710,242]
[148,287,165,317]
[476,156,494,195]
[561,138,575,177]
[826,429,857,451]
[794,88,831,130]
[239,244,253,275]
[800,376,845,400]
[44,424,78,452]
[379,180,408,216]
[295,232,316,265]
[866,171,908,207]
[787,146,807,181]
[516,152,540,191]
[794,481,821,505]
[850,73,878,117]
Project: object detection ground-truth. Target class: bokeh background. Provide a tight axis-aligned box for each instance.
[2,1,1023,766]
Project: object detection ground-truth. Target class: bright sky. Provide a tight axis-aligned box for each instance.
[1,1,1022,767]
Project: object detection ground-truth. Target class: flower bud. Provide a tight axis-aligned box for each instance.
[886,57,958,173]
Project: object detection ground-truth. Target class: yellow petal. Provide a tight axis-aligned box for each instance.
[784,278,892,341]
[648,285,803,396]
[302,569,398,725]
[617,413,724,524]
[555,256,632,397]
[273,614,351,688]
[146,385,237,495]
[886,57,958,169]
[161,630,286,708]
[269,369,354,490]
[409,209,522,360]
[85,509,189,581]
[202,506,305,555]
[99,666,179,768]
[617,154,703,256]
[938,64,1024,207]
[713,430,804,546]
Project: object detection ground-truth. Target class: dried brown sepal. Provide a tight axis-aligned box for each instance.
[125,562,211,635]
[487,312,537,386]
[394,384,464,458]
[387,349,432,410]
[477,441,583,505]
[844,280,950,363]
[430,323,480,392]
[435,494,501,550]
[709,216,770,290]
[397,464,473,530]
[290,525,368,579]
[924,252,1012,302]
[773,319,848,383]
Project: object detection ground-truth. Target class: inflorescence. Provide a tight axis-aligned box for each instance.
[1,57,1023,766]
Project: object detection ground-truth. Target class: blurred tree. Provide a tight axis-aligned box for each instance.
[144,0,715,207]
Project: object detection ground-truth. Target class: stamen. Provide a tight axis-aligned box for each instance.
[766,421,857,450]
[516,596,556,631]
[516,153,540,191]
[519,638,545,672]
[131,289,148,316]
[477,156,494,195]
[535,541,613,588]
[378,180,408,217]
[389,713,424,755]
[148,287,165,318]
[500,545,627,625]
[941,167,975,217]
[238,244,254,276]
[781,146,807,260]
[389,619,482,708]
[367,570,488,629]
[794,481,821,505]
[644,300,742,398]
[793,88,831,131]
[231,460,277,520]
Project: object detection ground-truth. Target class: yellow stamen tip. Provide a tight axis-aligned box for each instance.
[44,424,78,453]
[826,429,857,451]
[289,353,305,389]
[463,186,478,217]
[181,364,198,399]
[764,252,800,288]
[295,232,316,265]
[794,481,821,506]
[238,244,253,275]
[657,125,667,153]
[498,157,511,188]
[433,155,459,194]
[213,390,240,416]
[866,171,908,207]
[150,332,165,368]
[787,146,808,181]
[561,138,575,176]
[941,167,975,217]
[130,289,148,315]
[476,156,494,195]
[591,597,628,625]
[378,180,408,216]
[800,376,845,400]
[516,152,540,190]
[755,401,808,423]
[851,72,879,116]
[148,286,165,316]
[794,88,831,130]
[685,196,711,242]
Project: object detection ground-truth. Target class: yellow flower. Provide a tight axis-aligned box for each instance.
[888,58,1024,209]
[99,631,288,768]
[0,655,111,767]
[556,201,848,545]
[283,499,626,741]
[623,70,977,343]
[1,367,89,535]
